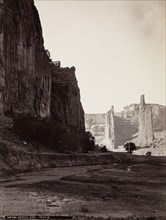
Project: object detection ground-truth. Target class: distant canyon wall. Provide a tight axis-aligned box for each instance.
[86,107,115,151]
[85,96,166,148]
[0,0,84,132]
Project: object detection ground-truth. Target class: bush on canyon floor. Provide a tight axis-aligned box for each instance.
[14,117,95,153]
[81,131,95,153]
[99,145,108,152]
[124,142,136,154]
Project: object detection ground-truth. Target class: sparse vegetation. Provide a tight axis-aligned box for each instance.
[100,145,108,152]
[146,151,152,157]
[82,131,95,153]
[124,142,136,154]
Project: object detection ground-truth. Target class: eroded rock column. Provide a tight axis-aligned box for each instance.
[137,95,154,146]
[104,106,115,150]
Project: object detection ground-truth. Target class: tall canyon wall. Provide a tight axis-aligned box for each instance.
[0,0,84,132]
[51,64,85,131]
[0,0,51,117]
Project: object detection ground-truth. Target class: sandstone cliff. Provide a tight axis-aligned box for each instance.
[85,107,115,150]
[51,63,85,131]
[85,96,165,148]
[0,0,84,133]
[0,0,51,117]
[117,103,166,132]
[105,106,115,150]
[85,113,106,145]
[137,95,154,146]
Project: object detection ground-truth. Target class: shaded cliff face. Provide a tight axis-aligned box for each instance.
[51,65,85,131]
[0,0,51,117]
[114,116,137,147]
[0,0,85,134]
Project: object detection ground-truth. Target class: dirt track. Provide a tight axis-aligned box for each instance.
[0,163,166,219]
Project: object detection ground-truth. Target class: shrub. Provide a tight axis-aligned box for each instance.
[124,142,136,154]
[146,151,152,157]
[82,131,95,153]
[100,145,108,152]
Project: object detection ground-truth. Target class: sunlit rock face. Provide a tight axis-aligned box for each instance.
[85,107,115,150]
[117,102,166,133]
[0,0,51,117]
[85,95,166,148]
[51,64,85,131]
[105,107,115,150]
[137,95,154,146]
[85,113,107,145]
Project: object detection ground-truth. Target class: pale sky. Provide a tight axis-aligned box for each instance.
[34,0,165,113]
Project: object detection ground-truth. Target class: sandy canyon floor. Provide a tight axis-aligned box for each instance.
[0,163,166,219]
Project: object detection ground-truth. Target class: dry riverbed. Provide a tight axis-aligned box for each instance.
[0,163,166,219]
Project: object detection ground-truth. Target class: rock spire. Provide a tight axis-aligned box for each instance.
[137,95,154,146]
